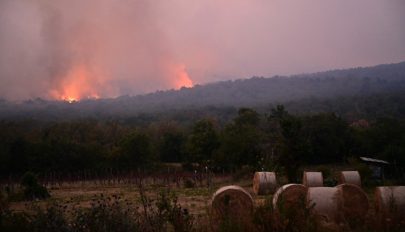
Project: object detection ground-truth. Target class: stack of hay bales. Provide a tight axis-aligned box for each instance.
[375,186,405,224]
[307,184,369,225]
[303,171,323,187]
[253,172,277,195]
[210,185,254,229]
[339,171,361,187]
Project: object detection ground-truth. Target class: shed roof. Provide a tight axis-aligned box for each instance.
[359,156,390,165]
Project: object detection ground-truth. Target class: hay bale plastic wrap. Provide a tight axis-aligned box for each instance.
[272,184,307,212]
[307,187,341,223]
[210,185,254,229]
[375,186,405,223]
[336,184,369,223]
[253,172,277,195]
[339,171,361,187]
[303,171,323,187]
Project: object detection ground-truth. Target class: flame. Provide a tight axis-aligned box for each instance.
[173,64,193,89]
[65,97,77,103]
[51,64,101,102]
[50,63,192,101]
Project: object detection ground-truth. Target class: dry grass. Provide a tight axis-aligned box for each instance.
[4,170,404,231]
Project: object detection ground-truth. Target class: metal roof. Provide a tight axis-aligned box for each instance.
[359,156,390,165]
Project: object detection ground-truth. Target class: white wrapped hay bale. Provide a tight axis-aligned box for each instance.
[339,171,361,187]
[272,184,307,212]
[307,184,369,226]
[303,171,323,187]
[253,172,277,195]
[375,186,405,222]
[210,185,254,227]
[336,184,369,222]
[307,187,341,223]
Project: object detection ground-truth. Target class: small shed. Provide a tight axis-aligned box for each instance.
[359,156,390,181]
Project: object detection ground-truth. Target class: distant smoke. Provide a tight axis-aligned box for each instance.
[0,0,192,100]
[0,0,404,100]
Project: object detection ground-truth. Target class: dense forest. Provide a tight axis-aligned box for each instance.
[1,106,404,182]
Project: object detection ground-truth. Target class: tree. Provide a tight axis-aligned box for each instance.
[234,108,260,126]
[300,113,351,164]
[158,130,186,163]
[267,105,306,182]
[117,130,155,169]
[186,119,219,164]
[215,108,263,170]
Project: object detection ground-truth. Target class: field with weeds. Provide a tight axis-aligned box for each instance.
[2,172,404,232]
[6,174,257,216]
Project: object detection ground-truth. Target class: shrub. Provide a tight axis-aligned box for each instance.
[0,189,7,211]
[232,165,254,181]
[20,172,50,200]
[0,210,31,232]
[0,187,194,232]
[71,194,141,232]
[156,190,194,232]
[183,178,196,188]
[30,204,70,232]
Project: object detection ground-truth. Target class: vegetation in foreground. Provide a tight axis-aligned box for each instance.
[1,182,405,232]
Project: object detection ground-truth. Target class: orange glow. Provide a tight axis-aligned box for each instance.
[173,64,193,89]
[66,97,77,103]
[50,64,101,102]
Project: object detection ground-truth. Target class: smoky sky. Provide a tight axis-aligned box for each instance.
[0,0,404,100]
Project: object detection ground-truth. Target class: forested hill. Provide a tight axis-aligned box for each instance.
[1,61,405,120]
[133,61,405,106]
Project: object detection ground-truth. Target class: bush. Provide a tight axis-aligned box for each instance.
[0,210,31,232]
[183,178,196,188]
[30,204,70,232]
[155,190,194,232]
[0,187,194,232]
[232,165,255,181]
[0,190,7,211]
[71,194,142,232]
[20,172,50,200]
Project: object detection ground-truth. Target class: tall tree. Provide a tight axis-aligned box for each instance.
[117,130,155,169]
[186,119,219,164]
[215,108,263,170]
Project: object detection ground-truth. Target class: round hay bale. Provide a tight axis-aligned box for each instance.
[339,171,361,187]
[303,171,323,187]
[336,184,369,222]
[307,187,341,223]
[272,184,307,212]
[210,185,254,227]
[253,172,277,195]
[375,186,405,222]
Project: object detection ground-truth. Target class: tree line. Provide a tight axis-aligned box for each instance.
[0,106,404,181]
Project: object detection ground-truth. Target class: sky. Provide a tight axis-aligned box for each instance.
[0,0,404,101]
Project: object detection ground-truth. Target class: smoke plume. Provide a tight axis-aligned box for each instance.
[0,0,404,100]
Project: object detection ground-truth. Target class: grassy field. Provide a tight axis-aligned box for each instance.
[3,167,404,232]
[7,173,378,218]
[8,175,254,215]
